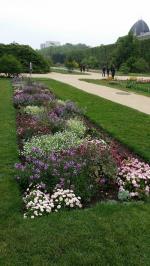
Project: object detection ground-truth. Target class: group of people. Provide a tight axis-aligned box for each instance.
[102,65,116,79]
[79,64,89,72]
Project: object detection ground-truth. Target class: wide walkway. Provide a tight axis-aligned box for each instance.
[32,72,150,115]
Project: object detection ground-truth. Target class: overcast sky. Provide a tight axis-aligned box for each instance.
[1,0,150,49]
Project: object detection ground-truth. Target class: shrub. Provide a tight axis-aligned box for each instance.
[22,131,85,156]
[119,63,130,74]
[117,157,150,199]
[133,58,149,73]
[37,111,65,133]
[24,106,45,116]
[0,54,23,77]
[16,139,117,203]
[16,114,50,140]
[23,184,82,219]
[125,80,137,89]
[65,59,78,72]
[14,92,54,107]
[66,118,86,137]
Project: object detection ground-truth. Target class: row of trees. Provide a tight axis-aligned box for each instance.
[0,43,50,77]
[40,35,150,73]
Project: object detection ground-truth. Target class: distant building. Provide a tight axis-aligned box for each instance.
[130,19,150,40]
[40,41,61,49]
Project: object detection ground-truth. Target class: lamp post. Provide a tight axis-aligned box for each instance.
[29,62,32,80]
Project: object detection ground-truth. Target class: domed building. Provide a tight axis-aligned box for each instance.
[130,19,150,39]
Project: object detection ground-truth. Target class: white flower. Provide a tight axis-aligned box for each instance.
[59,197,63,202]
[57,205,61,209]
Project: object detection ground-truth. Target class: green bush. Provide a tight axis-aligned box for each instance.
[23,131,85,156]
[0,43,50,73]
[66,118,86,137]
[119,63,130,74]
[65,59,78,72]
[0,54,23,77]
[24,106,45,115]
[133,58,149,73]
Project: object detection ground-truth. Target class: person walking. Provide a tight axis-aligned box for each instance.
[111,64,115,79]
[106,66,110,77]
[102,66,106,77]
[79,64,83,72]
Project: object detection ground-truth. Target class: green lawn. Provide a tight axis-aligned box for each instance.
[37,78,150,162]
[80,78,150,97]
[1,78,150,266]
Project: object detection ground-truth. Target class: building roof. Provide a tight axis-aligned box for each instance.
[130,20,150,36]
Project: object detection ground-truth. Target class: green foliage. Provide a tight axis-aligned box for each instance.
[83,56,99,68]
[65,58,78,72]
[119,63,130,74]
[118,190,130,201]
[66,118,86,137]
[24,105,45,115]
[0,43,50,73]
[133,58,149,73]
[114,33,140,69]
[23,131,85,156]
[0,54,23,77]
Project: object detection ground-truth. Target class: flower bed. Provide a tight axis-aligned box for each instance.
[13,79,150,218]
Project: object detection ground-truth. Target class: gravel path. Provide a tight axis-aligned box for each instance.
[32,72,150,115]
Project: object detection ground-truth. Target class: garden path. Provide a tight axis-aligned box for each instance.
[32,72,150,115]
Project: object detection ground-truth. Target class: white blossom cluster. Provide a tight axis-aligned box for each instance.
[23,184,54,219]
[51,188,82,211]
[23,185,82,219]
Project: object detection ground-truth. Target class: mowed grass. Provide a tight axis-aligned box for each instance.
[80,78,150,97]
[1,78,150,266]
[37,78,150,162]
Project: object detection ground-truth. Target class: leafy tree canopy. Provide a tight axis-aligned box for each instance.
[0,43,50,73]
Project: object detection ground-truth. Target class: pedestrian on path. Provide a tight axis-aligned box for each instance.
[106,66,110,77]
[102,66,106,77]
[111,64,115,79]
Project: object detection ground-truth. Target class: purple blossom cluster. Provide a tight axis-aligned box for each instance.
[117,157,150,198]
[53,100,82,118]
[13,83,55,108]
[14,92,54,107]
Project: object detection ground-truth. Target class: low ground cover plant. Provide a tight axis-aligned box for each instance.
[81,78,150,96]
[13,78,150,218]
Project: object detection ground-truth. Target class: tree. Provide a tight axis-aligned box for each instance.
[0,55,23,77]
[133,58,149,73]
[65,57,78,72]
[119,63,130,74]
[113,33,140,69]
[0,43,50,73]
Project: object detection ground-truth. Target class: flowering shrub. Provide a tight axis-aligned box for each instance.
[14,92,54,107]
[66,118,86,137]
[117,157,150,199]
[16,138,117,203]
[53,100,83,118]
[23,184,82,218]
[16,114,51,140]
[51,188,82,210]
[23,131,85,156]
[37,111,65,133]
[23,183,54,218]
[24,106,45,116]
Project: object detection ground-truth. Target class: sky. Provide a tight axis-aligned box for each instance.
[1,0,150,49]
